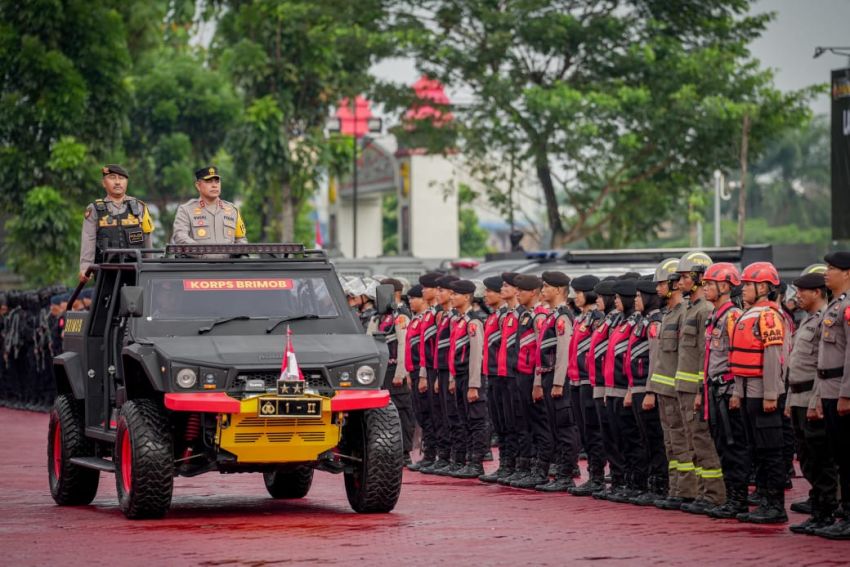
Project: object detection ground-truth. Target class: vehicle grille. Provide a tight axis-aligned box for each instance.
[235,370,333,394]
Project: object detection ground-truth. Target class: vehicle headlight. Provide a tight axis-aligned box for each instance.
[355,365,376,386]
[176,368,198,389]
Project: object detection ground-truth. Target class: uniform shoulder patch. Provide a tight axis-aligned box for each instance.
[396,314,409,330]
[84,207,92,219]
[845,306,850,325]
[726,311,741,339]
[649,321,659,338]
[759,309,784,346]
[557,318,566,336]
[469,323,477,336]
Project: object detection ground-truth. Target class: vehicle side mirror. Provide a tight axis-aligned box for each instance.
[375,284,394,315]
[119,286,144,317]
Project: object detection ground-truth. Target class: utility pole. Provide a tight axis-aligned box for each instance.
[736,113,750,246]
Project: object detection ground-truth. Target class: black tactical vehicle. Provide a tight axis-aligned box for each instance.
[49,244,403,519]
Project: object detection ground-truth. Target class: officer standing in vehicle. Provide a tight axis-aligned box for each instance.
[172,166,247,246]
[814,251,850,539]
[79,164,154,282]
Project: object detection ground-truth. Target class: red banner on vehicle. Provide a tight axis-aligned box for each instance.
[182,279,294,291]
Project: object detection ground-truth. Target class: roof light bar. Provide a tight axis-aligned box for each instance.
[165,243,306,256]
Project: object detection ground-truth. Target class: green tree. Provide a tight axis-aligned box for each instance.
[209,0,401,242]
[4,186,79,286]
[382,194,399,255]
[398,0,814,247]
[457,184,489,257]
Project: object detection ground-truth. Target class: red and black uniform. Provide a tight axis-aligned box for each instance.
[570,308,606,484]
[419,305,449,464]
[484,307,518,468]
[405,311,431,460]
[587,309,625,489]
[624,309,668,498]
[498,307,530,467]
[449,310,488,465]
[433,307,464,464]
[378,306,415,455]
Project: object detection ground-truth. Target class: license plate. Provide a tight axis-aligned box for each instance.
[277,379,306,396]
[258,398,321,418]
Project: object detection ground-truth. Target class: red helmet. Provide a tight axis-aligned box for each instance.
[703,262,741,286]
[741,262,780,285]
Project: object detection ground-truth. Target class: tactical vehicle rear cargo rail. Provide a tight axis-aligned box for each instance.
[98,244,329,266]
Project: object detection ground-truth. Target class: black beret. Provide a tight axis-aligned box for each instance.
[501,272,520,287]
[824,251,850,271]
[515,274,543,291]
[419,272,442,288]
[793,273,826,290]
[619,271,641,280]
[602,275,618,282]
[50,294,63,306]
[483,275,503,292]
[436,275,460,288]
[542,271,570,288]
[381,278,403,292]
[594,280,616,296]
[572,274,600,292]
[636,277,657,295]
[449,279,476,295]
[102,164,128,178]
[195,165,221,180]
[407,284,424,298]
[613,279,637,297]
[79,288,94,299]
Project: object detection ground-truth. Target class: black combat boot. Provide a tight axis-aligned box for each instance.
[454,461,485,479]
[681,498,715,515]
[511,462,550,489]
[536,465,576,492]
[739,488,787,524]
[790,497,813,515]
[499,458,530,486]
[569,476,605,497]
[708,486,748,519]
[813,507,850,540]
[420,457,451,475]
[479,457,513,483]
[790,511,835,535]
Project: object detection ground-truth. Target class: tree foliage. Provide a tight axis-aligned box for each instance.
[396,0,815,247]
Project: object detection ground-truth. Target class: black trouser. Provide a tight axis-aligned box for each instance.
[427,368,450,460]
[578,384,606,479]
[632,392,668,492]
[708,383,751,489]
[570,384,587,459]
[609,395,647,490]
[382,365,415,454]
[519,372,549,465]
[414,370,436,460]
[822,398,850,516]
[597,396,624,485]
[541,372,580,472]
[741,395,785,492]
[780,394,795,482]
[510,374,534,459]
[456,373,490,463]
[492,376,519,463]
[790,405,838,516]
[436,369,465,462]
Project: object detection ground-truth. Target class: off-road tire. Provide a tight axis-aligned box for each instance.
[343,402,403,513]
[48,394,100,505]
[263,466,314,499]
[114,399,174,519]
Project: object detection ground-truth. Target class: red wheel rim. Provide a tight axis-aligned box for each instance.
[52,422,62,480]
[120,430,132,494]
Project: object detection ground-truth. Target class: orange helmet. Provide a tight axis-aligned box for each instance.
[703,262,741,286]
[741,262,780,285]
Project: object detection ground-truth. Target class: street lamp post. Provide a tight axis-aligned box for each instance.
[327,97,382,258]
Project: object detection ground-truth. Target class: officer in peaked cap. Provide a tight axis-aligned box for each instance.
[172,165,247,247]
[79,164,154,282]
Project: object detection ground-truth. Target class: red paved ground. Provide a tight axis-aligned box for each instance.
[0,407,846,566]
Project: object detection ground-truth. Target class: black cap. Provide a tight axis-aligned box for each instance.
[793,273,826,290]
[542,271,570,288]
[449,279,476,295]
[515,274,543,291]
[824,251,850,270]
[79,288,94,299]
[572,275,600,292]
[195,165,221,181]
[501,272,520,287]
[436,275,460,288]
[419,272,442,288]
[594,280,616,296]
[102,164,128,178]
[407,284,424,298]
[483,275,503,292]
[636,276,657,295]
[619,271,641,280]
[613,279,638,297]
[381,278,403,292]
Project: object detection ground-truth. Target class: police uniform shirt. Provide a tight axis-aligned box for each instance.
[675,298,713,394]
[79,197,154,274]
[789,307,824,410]
[817,292,850,400]
[706,303,741,385]
[171,197,247,246]
[393,307,410,382]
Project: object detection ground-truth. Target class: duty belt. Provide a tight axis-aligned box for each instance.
[538,366,555,373]
[817,367,843,379]
[789,380,814,394]
[387,358,398,365]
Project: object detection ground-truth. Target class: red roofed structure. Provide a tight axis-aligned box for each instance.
[404,76,453,126]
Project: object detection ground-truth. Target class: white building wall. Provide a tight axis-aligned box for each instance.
[336,195,383,258]
[407,154,459,258]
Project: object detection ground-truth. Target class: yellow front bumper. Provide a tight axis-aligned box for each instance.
[216,395,342,463]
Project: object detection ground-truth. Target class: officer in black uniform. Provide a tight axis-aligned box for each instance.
[79,164,154,282]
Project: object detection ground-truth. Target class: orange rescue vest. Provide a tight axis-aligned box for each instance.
[728,303,783,378]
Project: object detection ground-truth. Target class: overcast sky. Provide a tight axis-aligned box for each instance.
[371,0,850,118]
